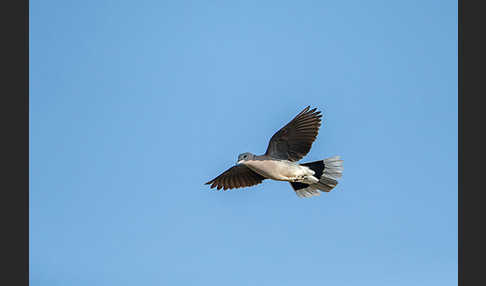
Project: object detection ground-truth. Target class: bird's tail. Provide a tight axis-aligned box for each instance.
[290,156,343,198]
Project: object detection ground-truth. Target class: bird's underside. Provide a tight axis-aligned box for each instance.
[205,106,343,198]
[242,159,319,185]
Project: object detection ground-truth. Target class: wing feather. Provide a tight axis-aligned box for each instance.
[264,106,322,161]
[205,164,265,190]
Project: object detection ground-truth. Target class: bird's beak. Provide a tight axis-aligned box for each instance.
[237,160,244,165]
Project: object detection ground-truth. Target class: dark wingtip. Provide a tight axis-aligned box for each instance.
[303,106,322,114]
[294,106,311,118]
[310,107,323,117]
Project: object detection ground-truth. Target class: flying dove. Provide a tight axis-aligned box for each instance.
[205,106,343,198]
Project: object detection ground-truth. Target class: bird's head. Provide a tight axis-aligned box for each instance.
[237,152,255,164]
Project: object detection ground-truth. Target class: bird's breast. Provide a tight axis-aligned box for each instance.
[243,160,310,181]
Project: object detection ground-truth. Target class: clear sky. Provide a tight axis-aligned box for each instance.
[30,1,457,285]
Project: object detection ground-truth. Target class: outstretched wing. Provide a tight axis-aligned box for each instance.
[265,106,322,162]
[205,165,266,190]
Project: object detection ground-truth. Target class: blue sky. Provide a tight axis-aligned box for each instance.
[30,1,457,285]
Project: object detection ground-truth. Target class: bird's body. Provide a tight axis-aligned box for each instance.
[242,157,318,184]
[205,106,343,198]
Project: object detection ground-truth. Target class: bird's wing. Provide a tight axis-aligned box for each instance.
[264,106,322,162]
[205,164,266,190]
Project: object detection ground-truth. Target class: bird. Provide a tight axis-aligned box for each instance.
[205,106,343,198]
